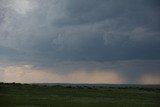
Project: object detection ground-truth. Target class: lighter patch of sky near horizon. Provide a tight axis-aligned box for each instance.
[0,64,159,84]
[0,65,125,83]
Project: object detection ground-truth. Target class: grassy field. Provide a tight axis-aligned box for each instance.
[0,83,159,107]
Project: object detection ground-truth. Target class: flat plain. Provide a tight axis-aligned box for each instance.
[0,83,159,107]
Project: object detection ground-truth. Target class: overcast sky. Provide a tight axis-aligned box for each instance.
[0,0,160,84]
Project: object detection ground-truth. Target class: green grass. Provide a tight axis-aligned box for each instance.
[0,83,159,107]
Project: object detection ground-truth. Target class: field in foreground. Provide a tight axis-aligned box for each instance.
[0,83,160,107]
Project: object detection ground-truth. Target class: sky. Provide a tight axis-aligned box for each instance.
[0,0,160,84]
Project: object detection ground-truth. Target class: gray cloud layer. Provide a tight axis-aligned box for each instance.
[0,0,160,83]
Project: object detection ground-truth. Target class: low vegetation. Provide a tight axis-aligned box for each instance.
[0,82,159,107]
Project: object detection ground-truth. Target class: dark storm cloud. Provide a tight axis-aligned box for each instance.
[28,0,160,61]
[0,0,160,83]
